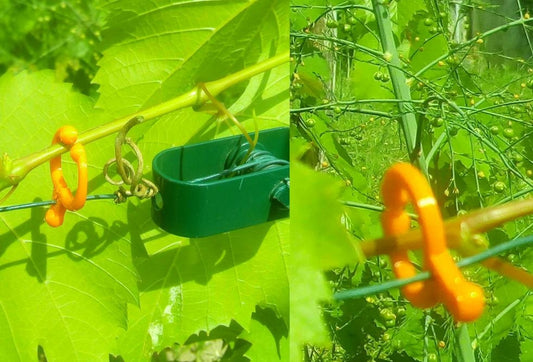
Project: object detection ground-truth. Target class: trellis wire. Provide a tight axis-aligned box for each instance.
[334,234,533,301]
[0,194,117,213]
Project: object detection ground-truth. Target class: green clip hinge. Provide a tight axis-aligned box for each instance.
[151,127,289,238]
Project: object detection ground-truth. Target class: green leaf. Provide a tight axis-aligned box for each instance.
[351,33,394,100]
[116,220,289,360]
[0,70,138,361]
[290,161,363,360]
[292,162,361,270]
[290,262,330,361]
[290,0,325,31]
[88,1,290,358]
[393,306,426,359]
[94,0,288,120]
[397,0,426,33]
[241,306,289,361]
[0,1,290,359]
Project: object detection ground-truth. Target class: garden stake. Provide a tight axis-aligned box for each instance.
[45,126,88,227]
[381,163,484,322]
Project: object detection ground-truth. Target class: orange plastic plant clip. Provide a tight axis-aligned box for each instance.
[381,163,485,322]
[45,126,88,227]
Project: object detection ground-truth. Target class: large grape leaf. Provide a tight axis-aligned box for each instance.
[290,161,363,361]
[241,306,289,361]
[115,219,289,360]
[94,0,288,121]
[0,71,137,361]
[90,0,290,359]
[0,0,289,359]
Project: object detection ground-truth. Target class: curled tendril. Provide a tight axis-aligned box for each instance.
[103,116,159,203]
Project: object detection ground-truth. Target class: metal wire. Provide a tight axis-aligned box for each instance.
[190,149,289,184]
[334,234,533,301]
[0,194,117,213]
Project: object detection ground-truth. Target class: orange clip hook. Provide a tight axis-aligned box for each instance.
[381,163,484,322]
[45,126,88,227]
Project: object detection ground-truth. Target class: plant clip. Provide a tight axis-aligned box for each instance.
[381,163,484,322]
[151,127,289,238]
[45,126,88,227]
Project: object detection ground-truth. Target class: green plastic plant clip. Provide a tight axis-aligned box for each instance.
[151,127,289,237]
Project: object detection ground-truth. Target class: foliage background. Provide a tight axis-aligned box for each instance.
[290,0,533,361]
[0,0,289,361]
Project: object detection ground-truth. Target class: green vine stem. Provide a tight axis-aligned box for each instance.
[359,197,533,257]
[371,0,428,175]
[455,323,475,362]
[0,51,289,194]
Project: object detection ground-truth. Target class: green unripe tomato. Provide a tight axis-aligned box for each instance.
[381,73,390,82]
[527,79,533,89]
[343,23,352,32]
[374,72,384,81]
[493,181,506,193]
[428,26,439,34]
[333,106,342,114]
[490,125,500,135]
[503,127,515,139]
[347,16,357,25]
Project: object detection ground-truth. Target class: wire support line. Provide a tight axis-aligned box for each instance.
[334,235,533,301]
[0,194,117,213]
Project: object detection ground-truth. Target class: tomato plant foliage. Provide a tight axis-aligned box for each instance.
[291,0,533,361]
[0,0,288,361]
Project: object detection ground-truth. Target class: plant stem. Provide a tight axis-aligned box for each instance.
[359,198,533,257]
[291,32,383,58]
[3,51,288,192]
[371,0,428,175]
[455,324,475,362]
